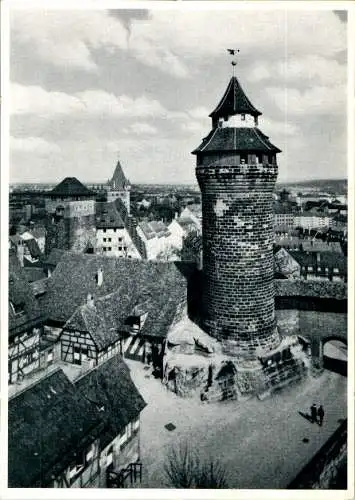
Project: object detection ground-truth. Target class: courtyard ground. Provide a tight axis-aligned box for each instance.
[125,349,347,489]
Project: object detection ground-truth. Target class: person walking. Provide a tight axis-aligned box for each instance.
[318,405,325,427]
[311,403,317,423]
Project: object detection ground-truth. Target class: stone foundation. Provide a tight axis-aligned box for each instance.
[163,328,310,402]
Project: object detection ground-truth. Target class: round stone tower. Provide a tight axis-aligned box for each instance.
[192,74,281,359]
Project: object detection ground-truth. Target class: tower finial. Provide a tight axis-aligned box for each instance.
[227,48,240,77]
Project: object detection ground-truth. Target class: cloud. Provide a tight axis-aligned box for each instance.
[10,136,60,154]
[11,83,167,118]
[11,10,346,78]
[126,122,158,135]
[265,85,346,116]
[249,56,346,87]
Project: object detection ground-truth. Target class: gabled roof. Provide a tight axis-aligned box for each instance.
[209,76,262,120]
[43,253,188,326]
[8,368,103,487]
[75,355,146,450]
[64,292,132,350]
[96,202,124,229]
[9,257,44,339]
[43,248,67,268]
[108,160,130,190]
[192,127,281,154]
[48,177,93,197]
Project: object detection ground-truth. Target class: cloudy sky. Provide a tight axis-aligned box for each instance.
[9,8,347,184]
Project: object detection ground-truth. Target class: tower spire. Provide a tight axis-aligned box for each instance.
[227,48,240,78]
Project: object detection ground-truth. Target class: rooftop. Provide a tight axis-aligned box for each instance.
[42,253,188,328]
[209,76,262,120]
[75,355,146,450]
[95,202,125,229]
[8,367,103,487]
[48,177,93,198]
[9,257,44,339]
[192,127,281,154]
[108,160,130,190]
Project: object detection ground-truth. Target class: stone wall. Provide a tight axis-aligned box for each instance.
[288,419,347,489]
[197,161,279,358]
[275,279,347,300]
[275,310,347,341]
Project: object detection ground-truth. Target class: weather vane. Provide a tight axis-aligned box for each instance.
[227,48,240,76]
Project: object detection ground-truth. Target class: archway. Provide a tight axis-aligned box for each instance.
[322,336,347,377]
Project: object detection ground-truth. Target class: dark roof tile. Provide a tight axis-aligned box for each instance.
[192,127,281,154]
[210,76,261,119]
[8,368,103,487]
[48,177,93,197]
[75,355,146,450]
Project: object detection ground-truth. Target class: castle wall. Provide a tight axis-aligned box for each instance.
[45,199,95,217]
[197,160,279,358]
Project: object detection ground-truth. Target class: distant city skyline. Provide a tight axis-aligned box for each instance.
[9,8,347,184]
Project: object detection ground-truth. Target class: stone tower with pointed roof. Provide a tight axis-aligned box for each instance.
[192,75,282,359]
[45,177,96,254]
[107,160,131,214]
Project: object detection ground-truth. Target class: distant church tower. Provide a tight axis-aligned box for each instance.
[106,158,131,214]
[192,65,282,359]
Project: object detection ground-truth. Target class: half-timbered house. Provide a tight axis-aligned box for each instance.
[42,252,189,364]
[8,368,103,488]
[8,355,146,488]
[75,354,146,487]
[8,252,45,383]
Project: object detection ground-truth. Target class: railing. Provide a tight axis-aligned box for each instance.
[107,462,142,488]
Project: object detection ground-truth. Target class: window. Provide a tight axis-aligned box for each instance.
[103,238,106,242]
[108,238,112,242]
[108,247,112,251]
[334,267,339,273]
[86,443,95,464]
[103,229,106,233]
[103,247,107,252]
[241,114,245,121]
[124,246,127,251]
[47,350,54,365]
[106,446,113,467]
[118,246,122,251]
[118,237,123,242]
[307,266,313,271]
[10,301,25,315]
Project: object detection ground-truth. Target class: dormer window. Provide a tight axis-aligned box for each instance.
[10,301,25,315]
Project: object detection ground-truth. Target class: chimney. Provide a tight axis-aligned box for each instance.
[96,268,103,287]
[87,293,94,307]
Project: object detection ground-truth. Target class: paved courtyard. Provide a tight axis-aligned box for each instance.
[126,351,347,489]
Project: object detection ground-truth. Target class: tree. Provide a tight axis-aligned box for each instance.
[163,441,227,488]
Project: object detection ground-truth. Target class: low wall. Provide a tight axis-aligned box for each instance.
[288,419,347,489]
[276,310,347,341]
[275,279,347,301]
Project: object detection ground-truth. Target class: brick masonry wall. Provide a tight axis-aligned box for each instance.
[196,160,279,357]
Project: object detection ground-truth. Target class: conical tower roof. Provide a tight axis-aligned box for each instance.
[209,76,261,120]
[109,160,130,190]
